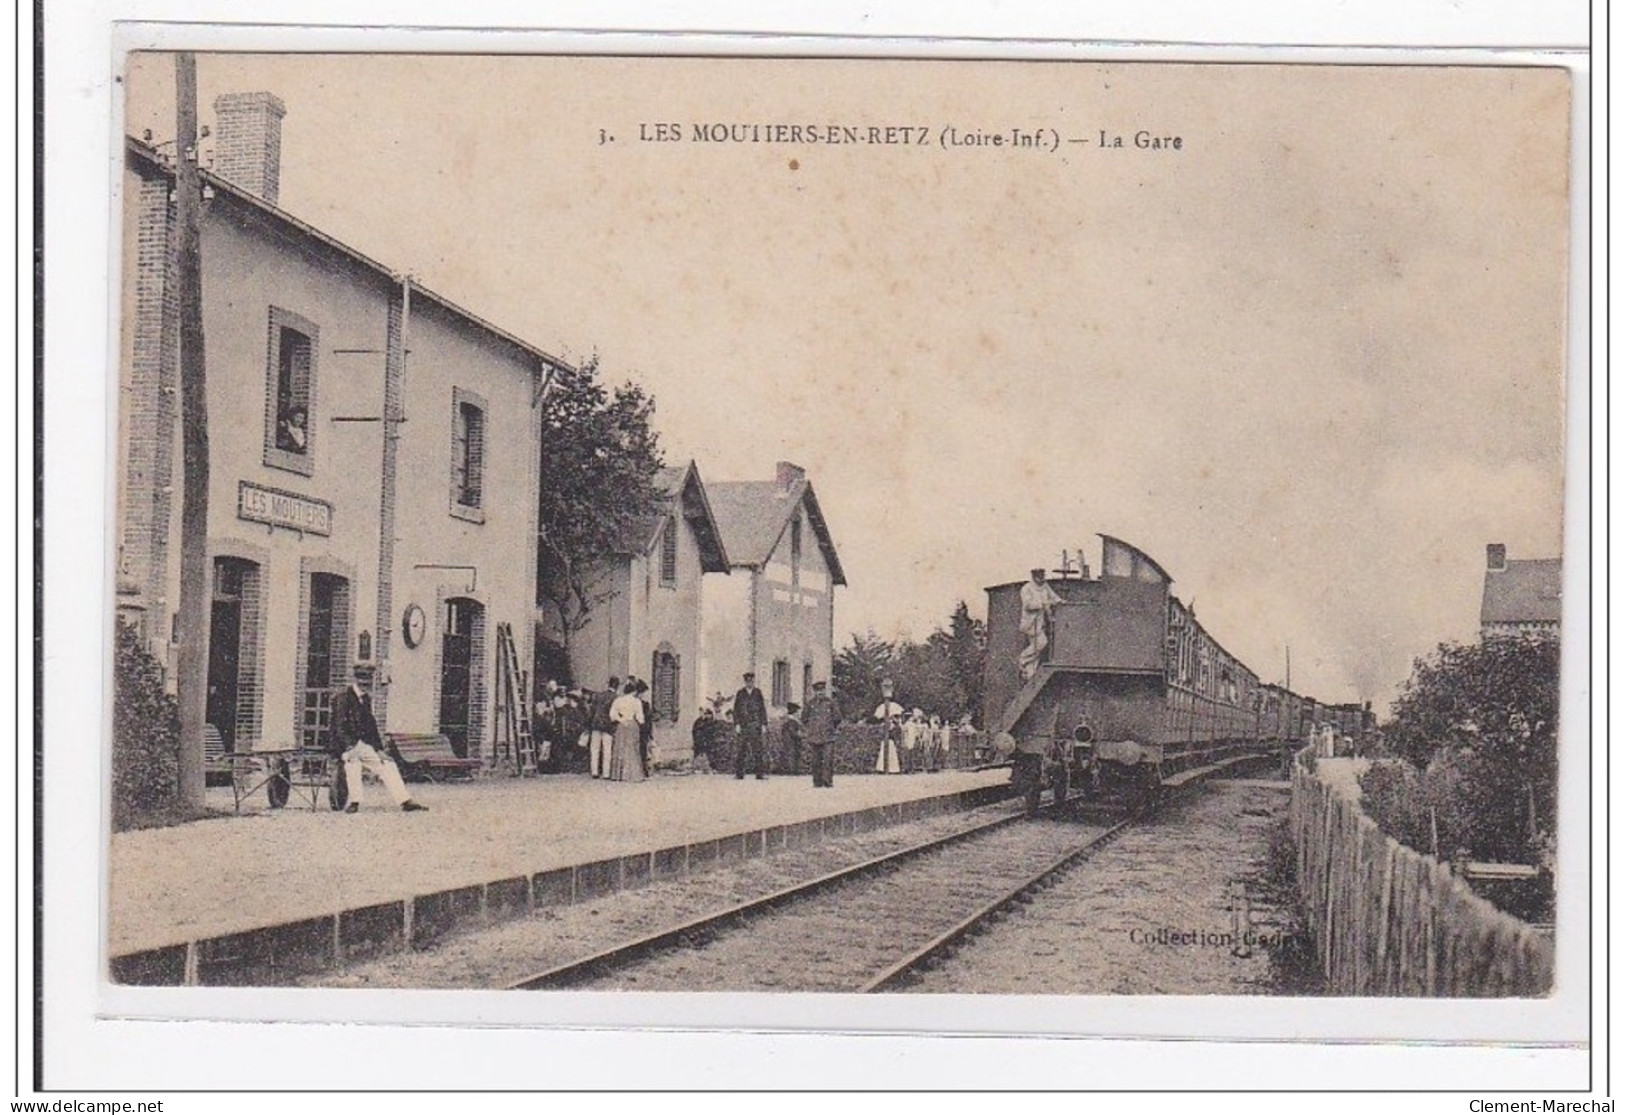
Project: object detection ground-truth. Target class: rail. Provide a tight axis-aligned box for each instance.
[861,809,1142,992]
[507,798,1044,990]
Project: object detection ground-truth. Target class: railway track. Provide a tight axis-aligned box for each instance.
[507,794,1144,993]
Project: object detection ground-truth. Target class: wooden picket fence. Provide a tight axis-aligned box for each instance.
[1289,754,1553,997]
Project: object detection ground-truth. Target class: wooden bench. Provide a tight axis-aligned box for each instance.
[388,733,483,782]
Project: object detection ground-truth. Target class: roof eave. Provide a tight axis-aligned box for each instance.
[125,136,573,377]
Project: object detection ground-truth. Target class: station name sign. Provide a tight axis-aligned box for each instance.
[238,481,333,537]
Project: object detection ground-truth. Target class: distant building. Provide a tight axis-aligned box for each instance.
[701,462,847,713]
[117,93,566,763]
[1479,543,1562,637]
[543,461,730,760]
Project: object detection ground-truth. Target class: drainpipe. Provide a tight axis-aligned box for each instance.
[748,566,760,679]
[373,274,409,724]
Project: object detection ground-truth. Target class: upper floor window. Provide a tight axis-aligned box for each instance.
[790,515,803,568]
[450,388,487,522]
[263,307,319,476]
[659,515,679,586]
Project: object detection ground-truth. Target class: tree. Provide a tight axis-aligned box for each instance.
[939,600,988,726]
[832,631,894,720]
[1377,633,1559,861]
[832,603,988,725]
[535,355,665,651]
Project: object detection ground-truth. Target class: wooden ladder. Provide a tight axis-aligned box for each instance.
[493,621,536,775]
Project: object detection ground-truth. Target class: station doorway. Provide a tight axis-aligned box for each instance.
[439,597,483,758]
[206,557,257,752]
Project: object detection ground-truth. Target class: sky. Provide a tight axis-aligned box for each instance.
[121,53,1574,710]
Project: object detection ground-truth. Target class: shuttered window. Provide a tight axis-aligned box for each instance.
[450,388,488,521]
[771,659,790,708]
[659,515,678,586]
[264,307,319,475]
[652,648,680,722]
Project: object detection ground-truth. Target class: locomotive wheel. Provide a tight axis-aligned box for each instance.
[1013,753,1044,815]
[266,759,291,810]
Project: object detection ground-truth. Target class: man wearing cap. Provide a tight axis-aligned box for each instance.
[732,672,768,780]
[802,680,840,788]
[1018,567,1063,680]
[328,664,427,814]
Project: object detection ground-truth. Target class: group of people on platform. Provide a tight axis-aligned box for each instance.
[691,672,841,788]
[319,658,984,812]
[527,675,657,783]
[533,671,981,788]
[871,702,969,775]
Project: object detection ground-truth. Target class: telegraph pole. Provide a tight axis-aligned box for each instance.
[173,53,210,812]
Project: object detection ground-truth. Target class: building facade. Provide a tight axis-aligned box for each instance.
[540,461,730,761]
[116,93,565,762]
[1479,543,1562,638]
[700,462,846,714]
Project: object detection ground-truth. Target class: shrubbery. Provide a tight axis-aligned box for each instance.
[1360,633,1558,869]
[112,620,180,830]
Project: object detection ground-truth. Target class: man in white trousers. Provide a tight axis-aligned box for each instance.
[328,663,428,814]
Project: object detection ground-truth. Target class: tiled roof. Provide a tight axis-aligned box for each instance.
[707,478,847,586]
[126,136,570,376]
[609,461,729,572]
[1481,559,1562,626]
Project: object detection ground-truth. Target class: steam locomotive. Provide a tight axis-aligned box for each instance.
[984,535,1370,812]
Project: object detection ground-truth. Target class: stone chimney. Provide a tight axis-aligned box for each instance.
[1486,543,1507,572]
[211,92,286,205]
[775,461,806,494]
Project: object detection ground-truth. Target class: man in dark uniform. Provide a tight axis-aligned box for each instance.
[328,664,427,813]
[691,706,717,773]
[802,680,839,788]
[636,678,655,773]
[732,672,769,780]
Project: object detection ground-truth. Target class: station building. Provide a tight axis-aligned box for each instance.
[116,92,567,761]
[541,460,731,762]
[700,462,846,715]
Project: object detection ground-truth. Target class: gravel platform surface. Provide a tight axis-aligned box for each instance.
[109,769,1008,956]
[905,777,1321,995]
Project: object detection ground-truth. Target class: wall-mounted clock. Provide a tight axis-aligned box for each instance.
[402,603,427,649]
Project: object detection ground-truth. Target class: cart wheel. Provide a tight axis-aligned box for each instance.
[328,764,349,811]
[267,759,291,810]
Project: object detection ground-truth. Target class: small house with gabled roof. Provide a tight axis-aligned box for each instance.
[542,460,730,759]
[1480,543,1561,638]
[700,462,847,714]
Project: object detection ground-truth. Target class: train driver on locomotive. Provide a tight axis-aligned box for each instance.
[1018,567,1063,680]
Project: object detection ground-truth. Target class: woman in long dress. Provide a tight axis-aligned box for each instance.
[607,681,647,782]
[873,696,904,774]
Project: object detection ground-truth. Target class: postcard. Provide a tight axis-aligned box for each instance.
[80,43,1587,1081]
